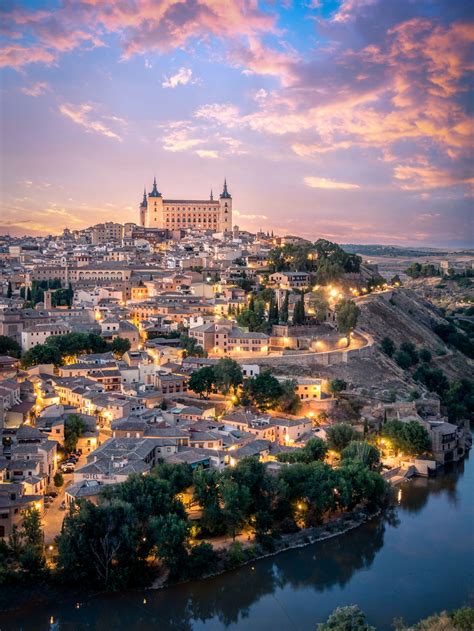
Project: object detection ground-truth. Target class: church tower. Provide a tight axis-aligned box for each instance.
[146,177,164,228]
[139,189,147,227]
[219,179,232,233]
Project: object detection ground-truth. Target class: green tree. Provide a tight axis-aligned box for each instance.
[394,350,412,370]
[227,457,271,516]
[153,462,193,494]
[307,289,329,322]
[188,542,218,579]
[57,499,143,589]
[413,364,449,395]
[328,379,347,394]
[450,607,474,631]
[380,337,396,357]
[188,366,215,398]
[336,461,388,510]
[7,281,12,298]
[193,468,225,536]
[18,508,46,574]
[240,370,283,411]
[21,344,63,368]
[111,336,131,357]
[399,341,418,365]
[0,335,21,358]
[277,438,327,464]
[268,291,279,326]
[418,348,432,363]
[221,478,251,540]
[152,513,189,580]
[335,299,359,340]
[341,441,380,470]
[317,605,375,631]
[54,472,64,488]
[280,291,289,323]
[236,308,258,331]
[277,379,301,414]
[381,420,430,456]
[443,379,474,423]
[292,294,305,325]
[64,414,87,453]
[213,358,243,396]
[326,423,359,452]
[180,334,207,358]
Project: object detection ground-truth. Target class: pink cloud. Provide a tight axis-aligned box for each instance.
[20,81,50,97]
[0,44,56,69]
[0,0,278,73]
[58,102,124,141]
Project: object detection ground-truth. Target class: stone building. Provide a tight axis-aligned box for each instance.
[139,177,232,233]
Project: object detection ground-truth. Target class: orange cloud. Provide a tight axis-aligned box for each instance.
[393,165,474,191]
[304,176,360,190]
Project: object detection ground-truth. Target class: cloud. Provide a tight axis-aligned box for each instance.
[162,67,193,88]
[393,165,474,190]
[0,0,281,79]
[196,149,219,159]
[0,44,56,69]
[58,102,123,141]
[304,176,360,190]
[195,103,241,127]
[161,121,204,152]
[228,36,298,85]
[160,119,245,158]
[332,0,378,23]
[20,81,50,97]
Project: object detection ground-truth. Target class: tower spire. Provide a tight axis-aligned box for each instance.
[149,176,161,197]
[210,189,214,201]
[220,178,231,199]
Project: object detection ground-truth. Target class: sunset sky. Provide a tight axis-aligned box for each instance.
[0,0,472,246]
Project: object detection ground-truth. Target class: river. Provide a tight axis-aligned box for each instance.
[2,451,473,630]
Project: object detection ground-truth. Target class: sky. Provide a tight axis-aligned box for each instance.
[0,0,473,247]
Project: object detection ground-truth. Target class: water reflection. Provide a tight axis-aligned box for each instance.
[400,458,465,513]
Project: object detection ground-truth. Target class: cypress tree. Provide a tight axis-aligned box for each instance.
[280,292,289,323]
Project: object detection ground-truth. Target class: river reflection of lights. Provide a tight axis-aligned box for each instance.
[397,488,402,504]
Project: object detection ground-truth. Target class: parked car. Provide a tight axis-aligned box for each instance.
[59,501,66,510]
[61,464,75,473]
[46,491,58,498]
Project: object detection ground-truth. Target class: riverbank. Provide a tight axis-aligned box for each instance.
[0,506,380,615]
[151,506,382,590]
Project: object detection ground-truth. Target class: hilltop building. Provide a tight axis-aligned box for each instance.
[139,177,232,233]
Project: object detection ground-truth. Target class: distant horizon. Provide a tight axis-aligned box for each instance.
[0,222,472,253]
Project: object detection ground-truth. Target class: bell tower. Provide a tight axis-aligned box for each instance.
[139,189,147,227]
[219,179,232,233]
[146,177,164,228]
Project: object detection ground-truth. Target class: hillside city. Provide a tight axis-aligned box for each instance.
[0,180,472,599]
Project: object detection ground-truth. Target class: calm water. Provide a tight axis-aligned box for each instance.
[3,451,473,631]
